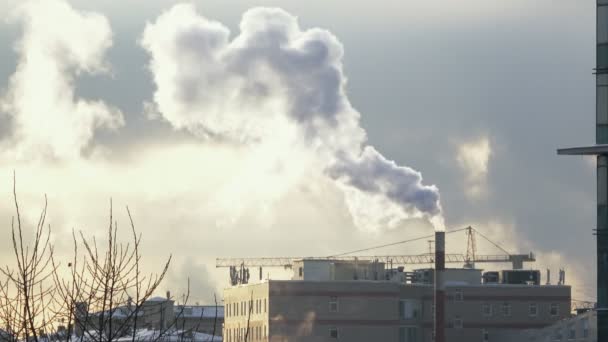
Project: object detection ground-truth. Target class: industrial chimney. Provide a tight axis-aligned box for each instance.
[434,231,446,342]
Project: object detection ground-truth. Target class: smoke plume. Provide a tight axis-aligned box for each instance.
[141,4,444,231]
[0,0,123,160]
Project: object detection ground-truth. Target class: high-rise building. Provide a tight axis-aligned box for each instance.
[557,1,608,340]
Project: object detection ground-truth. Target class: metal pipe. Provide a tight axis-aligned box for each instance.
[435,231,446,342]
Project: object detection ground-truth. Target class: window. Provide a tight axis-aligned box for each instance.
[550,303,559,317]
[399,326,417,342]
[501,303,511,317]
[454,289,463,301]
[329,296,339,312]
[581,318,589,338]
[407,327,417,342]
[600,6,608,43]
[264,298,267,313]
[453,316,463,329]
[568,324,575,340]
[299,267,303,277]
[399,300,418,319]
[552,329,563,341]
[529,303,538,317]
[482,329,489,342]
[482,303,492,317]
[329,327,338,339]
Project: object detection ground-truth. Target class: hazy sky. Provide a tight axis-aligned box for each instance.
[0,0,597,303]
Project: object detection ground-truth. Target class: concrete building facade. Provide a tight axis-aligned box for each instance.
[223,274,570,342]
[517,309,597,342]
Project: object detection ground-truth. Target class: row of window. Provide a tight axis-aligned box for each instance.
[226,325,267,342]
[331,297,560,320]
[328,326,417,341]
[228,323,590,342]
[549,318,589,341]
[481,302,560,318]
[225,298,267,317]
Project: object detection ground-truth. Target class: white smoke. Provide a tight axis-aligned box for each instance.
[456,136,492,198]
[0,0,123,160]
[141,4,444,231]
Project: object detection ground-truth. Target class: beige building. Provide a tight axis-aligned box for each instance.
[222,261,571,342]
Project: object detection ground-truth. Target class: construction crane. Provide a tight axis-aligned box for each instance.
[216,226,536,284]
[216,253,535,270]
[464,226,477,268]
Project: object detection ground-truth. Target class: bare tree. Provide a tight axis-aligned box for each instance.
[0,178,218,342]
[0,174,58,342]
[50,202,173,342]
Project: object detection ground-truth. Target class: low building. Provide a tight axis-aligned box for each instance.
[222,260,571,342]
[141,296,176,331]
[74,296,224,339]
[175,305,224,336]
[515,309,596,342]
[0,329,11,342]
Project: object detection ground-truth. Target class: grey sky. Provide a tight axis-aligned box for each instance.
[0,0,598,301]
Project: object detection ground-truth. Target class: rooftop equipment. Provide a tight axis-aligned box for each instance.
[501,270,541,286]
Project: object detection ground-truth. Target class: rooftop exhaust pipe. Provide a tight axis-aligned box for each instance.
[435,231,445,342]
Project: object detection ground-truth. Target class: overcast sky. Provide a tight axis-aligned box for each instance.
[0,0,597,303]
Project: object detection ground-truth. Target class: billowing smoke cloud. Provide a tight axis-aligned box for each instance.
[0,0,123,160]
[141,4,444,231]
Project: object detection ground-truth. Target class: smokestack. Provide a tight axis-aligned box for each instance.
[434,231,445,342]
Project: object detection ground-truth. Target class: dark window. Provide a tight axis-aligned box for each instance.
[399,326,417,342]
[568,324,575,340]
[529,303,538,317]
[582,319,589,337]
[329,327,338,339]
[482,303,492,317]
[453,317,463,329]
[329,296,338,312]
[550,303,559,316]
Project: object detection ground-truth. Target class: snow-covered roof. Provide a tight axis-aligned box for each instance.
[147,296,169,302]
[114,329,221,342]
[174,306,224,319]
